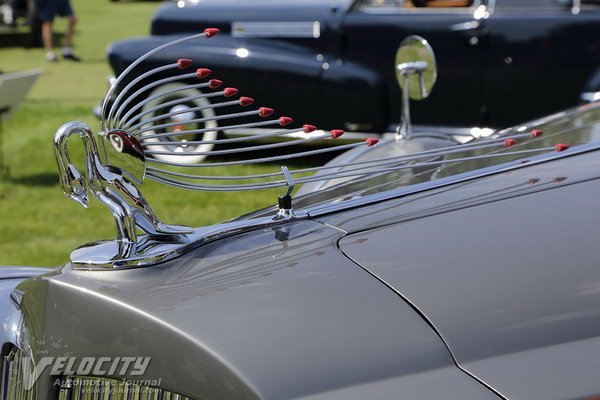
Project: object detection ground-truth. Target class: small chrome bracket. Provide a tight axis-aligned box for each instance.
[274,166,296,221]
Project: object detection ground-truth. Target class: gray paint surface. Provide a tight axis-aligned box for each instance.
[18,220,492,399]
[338,152,600,399]
[293,365,496,400]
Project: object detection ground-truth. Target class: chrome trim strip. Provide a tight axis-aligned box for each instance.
[231,22,321,38]
[1,347,36,400]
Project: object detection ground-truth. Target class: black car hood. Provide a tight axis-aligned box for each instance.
[335,147,600,399]
[151,0,348,36]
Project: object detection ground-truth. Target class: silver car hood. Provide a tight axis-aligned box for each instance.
[335,146,600,399]
[16,220,493,399]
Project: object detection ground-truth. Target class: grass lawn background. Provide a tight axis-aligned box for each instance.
[0,0,286,267]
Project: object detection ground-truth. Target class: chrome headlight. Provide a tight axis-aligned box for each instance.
[1,347,36,400]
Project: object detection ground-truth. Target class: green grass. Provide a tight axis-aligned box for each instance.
[0,0,292,267]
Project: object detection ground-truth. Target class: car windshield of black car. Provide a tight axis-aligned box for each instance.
[496,0,599,11]
[358,0,477,11]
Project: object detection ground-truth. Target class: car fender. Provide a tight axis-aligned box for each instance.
[0,267,55,353]
[107,35,385,131]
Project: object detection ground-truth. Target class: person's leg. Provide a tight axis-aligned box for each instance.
[41,19,57,61]
[59,0,79,60]
[62,14,75,50]
[37,0,57,61]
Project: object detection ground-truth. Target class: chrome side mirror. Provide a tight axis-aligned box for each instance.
[395,35,437,140]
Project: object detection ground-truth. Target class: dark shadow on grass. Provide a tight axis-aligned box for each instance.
[0,30,60,49]
[10,172,58,186]
[0,31,32,48]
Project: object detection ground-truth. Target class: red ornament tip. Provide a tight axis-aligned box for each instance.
[331,129,344,139]
[224,87,238,97]
[204,28,220,38]
[531,129,543,138]
[177,59,192,69]
[555,143,569,152]
[366,138,379,147]
[504,138,516,148]
[196,68,212,79]
[208,79,223,89]
[258,107,274,117]
[239,97,254,106]
[303,124,317,133]
[279,116,293,126]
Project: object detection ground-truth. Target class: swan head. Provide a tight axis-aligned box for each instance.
[97,130,146,184]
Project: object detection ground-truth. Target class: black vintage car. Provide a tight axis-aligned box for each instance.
[105,0,600,139]
[2,31,600,400]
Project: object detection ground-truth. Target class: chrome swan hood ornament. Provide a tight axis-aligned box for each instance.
[53,29,572,270]
[53,28,378,269]
[54,122,192,242]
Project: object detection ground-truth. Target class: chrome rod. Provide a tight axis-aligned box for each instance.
[100,29,216,130]
[128,97,243,132]
[147,126,314,146]
[146,165,282,181]
[379,130,543,164]
[117,79,221,129]
[137,116,280,139]
[106,62,181,129]
[143,132,333,156]
[288,130,544,176]
[133,109,265,136]
[294,146,563,184]
[290,137,512,175]
[147,139,371,168]
[148,172,287,191]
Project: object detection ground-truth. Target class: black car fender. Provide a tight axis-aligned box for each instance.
[107,34,386,132]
